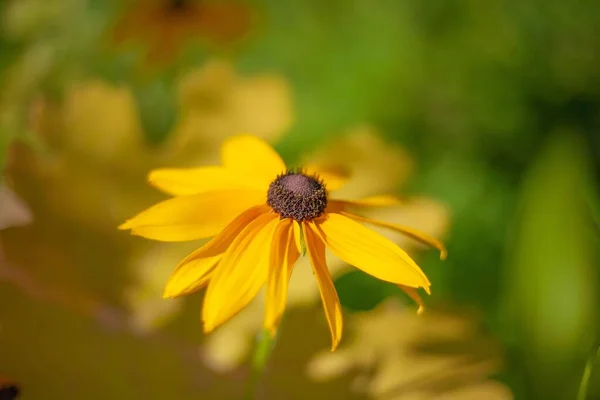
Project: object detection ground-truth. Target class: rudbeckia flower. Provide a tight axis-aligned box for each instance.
[119,135,446,350]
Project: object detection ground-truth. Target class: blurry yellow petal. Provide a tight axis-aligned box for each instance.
[202,213,278,332]
[304,221,343,351]
[303,164,350,192]
[340,211,447,260]
[163,205,270,298]
[314,213,430,290]
[148,166,251,196]
[329,195,403,208]
[398,284,425,315]
[221,135,286,187]
[119,189,265,241]
[264,219,300,336]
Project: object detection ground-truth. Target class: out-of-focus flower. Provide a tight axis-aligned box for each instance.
[308,300,512,400]
[111,0,254,67]
[171,59,294,163]
[120,135,445,350]
[201,128,450,371]
[0,184,33,230]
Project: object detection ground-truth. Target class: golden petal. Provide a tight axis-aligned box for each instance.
[162,205,270,298]
[304,221,343,351]
[220,135,286,188]
[264,219,300,335]
[314,213,431,290]
[119,188,265,241]
[202,212,278,332]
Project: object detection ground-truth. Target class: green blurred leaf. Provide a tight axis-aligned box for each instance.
[132,77,178,145]
[502,130,599,399]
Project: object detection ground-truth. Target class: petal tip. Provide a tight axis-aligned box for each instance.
[416,305,425,316]
[162,287,178,299]
[330,341,340,352]
[118,221,132,230]
[440,249,448,260]
[202,321,215,334]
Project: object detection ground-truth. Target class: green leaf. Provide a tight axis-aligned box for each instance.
[132,77,178,145]
[502,130,599,399]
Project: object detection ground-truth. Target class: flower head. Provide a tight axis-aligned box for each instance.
[119,135,446,350]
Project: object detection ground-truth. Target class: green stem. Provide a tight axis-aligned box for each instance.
[577,347,598,400]
[243,329,277,400]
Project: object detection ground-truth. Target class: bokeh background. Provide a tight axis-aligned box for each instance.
[1,1,599,399]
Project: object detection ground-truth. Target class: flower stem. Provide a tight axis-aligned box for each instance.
[243,329,277,400]
[577,347,598,400]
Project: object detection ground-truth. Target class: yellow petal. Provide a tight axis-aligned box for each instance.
[314,213,431,290]
[119,189,265,241]
[202,213,279,332]
[340,211,447,260]
[220,135,286,188]
[162,205,270,298]
[148,166,254,196]
[303,163,350,192]
[264,219,300,336]
[398,284,425,315]
[292,220,303,254]
[304,221,343,351]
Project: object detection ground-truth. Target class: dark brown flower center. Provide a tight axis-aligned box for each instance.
[267,171,327,221]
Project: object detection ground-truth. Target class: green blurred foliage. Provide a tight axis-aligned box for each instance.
[1,0,600,398]
[502,132,599,399]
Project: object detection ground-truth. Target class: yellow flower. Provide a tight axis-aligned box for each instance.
[201,128,449,371]
[119,135,446,350]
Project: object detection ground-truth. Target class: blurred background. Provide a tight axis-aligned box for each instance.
[0,0,599,399]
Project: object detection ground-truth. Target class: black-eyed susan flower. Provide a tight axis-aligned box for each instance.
[119,135,446,350]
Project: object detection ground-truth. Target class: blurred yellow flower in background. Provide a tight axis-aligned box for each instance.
[308,300,513,400]
[201,128,450,371]
[111,0,254,66]
[120,135,445,350]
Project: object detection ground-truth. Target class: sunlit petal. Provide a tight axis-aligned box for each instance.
[292,220,303,254]
[303,163,350,192]
[148,166,252,196]
[314,213,431,290]
[202,213,278,332]
[119,189,265,241]
[304,221,343,351]
[163,205,269,298]
[264,219,300,336]
[340,211,447,260]
[221,135,286,187]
